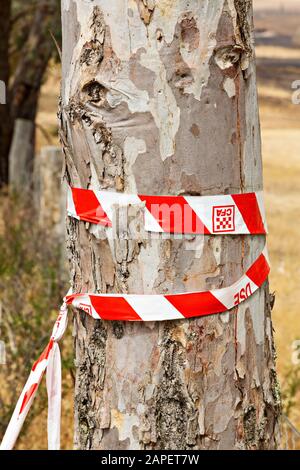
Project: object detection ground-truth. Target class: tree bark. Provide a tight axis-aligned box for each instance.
[60,0,281,450]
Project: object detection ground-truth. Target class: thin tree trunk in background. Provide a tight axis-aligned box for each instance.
[10,1,58,122]
[60,0,281,450]
[8,0,59,178]
[0,0,60,188]
[0,0,11,186]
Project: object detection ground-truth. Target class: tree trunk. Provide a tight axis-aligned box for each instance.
[0,0,61,187]
[10,1,59,122]
[0,0,11,186]
[60,0,281,450]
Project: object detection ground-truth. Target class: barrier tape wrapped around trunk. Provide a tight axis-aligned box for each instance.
[68,187,267,235]
[0,188,270,450]
[66,247,269,322]
[0,301,69,450]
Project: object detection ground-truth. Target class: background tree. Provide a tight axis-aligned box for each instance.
[0,0,11,186]
[0,0,61,187]
[60,0,281,449]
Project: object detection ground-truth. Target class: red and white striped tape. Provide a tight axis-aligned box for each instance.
[0,247,269,450]
[1,186,269,450]
[68,187,267,235]
[0,302,68,451]
[66,247,269,322]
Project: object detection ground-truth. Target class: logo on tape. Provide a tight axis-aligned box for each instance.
[213,205,235,232]
[78,303,92,316]
[234,283,252,306]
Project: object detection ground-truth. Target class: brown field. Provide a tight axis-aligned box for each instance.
[15,7,300,449]
[254,0,300,11]
[257,64,300,436]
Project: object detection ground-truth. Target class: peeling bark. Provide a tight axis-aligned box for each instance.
[135,0,155,25]
[60,0,281,450]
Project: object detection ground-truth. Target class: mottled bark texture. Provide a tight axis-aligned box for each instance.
[60,0,281,450]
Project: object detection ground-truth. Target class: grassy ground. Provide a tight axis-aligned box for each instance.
[257,45,300,430]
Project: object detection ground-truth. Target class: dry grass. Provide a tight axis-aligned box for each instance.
[254,17,300,430]
[260,123,300,431]
[254,0,300,11]
[256,45,300,60]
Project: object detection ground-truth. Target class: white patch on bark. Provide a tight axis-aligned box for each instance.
[184,236,205,259]
[243,62,262,191]
[250,288,265,347]
[145,384,155,401]
[90,161,103,190]
[62,0,70,12]
[99,0,149,61]
[220,311,230,324]
[106,74,150,114]
[215,50,241,70]
[237,303,247,356]
[212,237,222,265]
[154,0,188,44]
[179,0,225,100]
[198,403,205,435]
[124,136,147,192]
[139,242,161,292]
[140,46,180,161]
[226,0,238,29]
[223,77,236,98]
[111,409,139,448]
[266,317,273,352]
[252,366,261,388]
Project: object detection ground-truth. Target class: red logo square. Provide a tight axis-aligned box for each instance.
[78,303,92,316]
[213,205,235,233]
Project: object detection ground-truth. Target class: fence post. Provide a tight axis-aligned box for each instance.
[8,119,34,192]
[34,146,68,280]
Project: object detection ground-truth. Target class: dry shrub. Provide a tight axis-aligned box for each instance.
[0,190,73,449]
